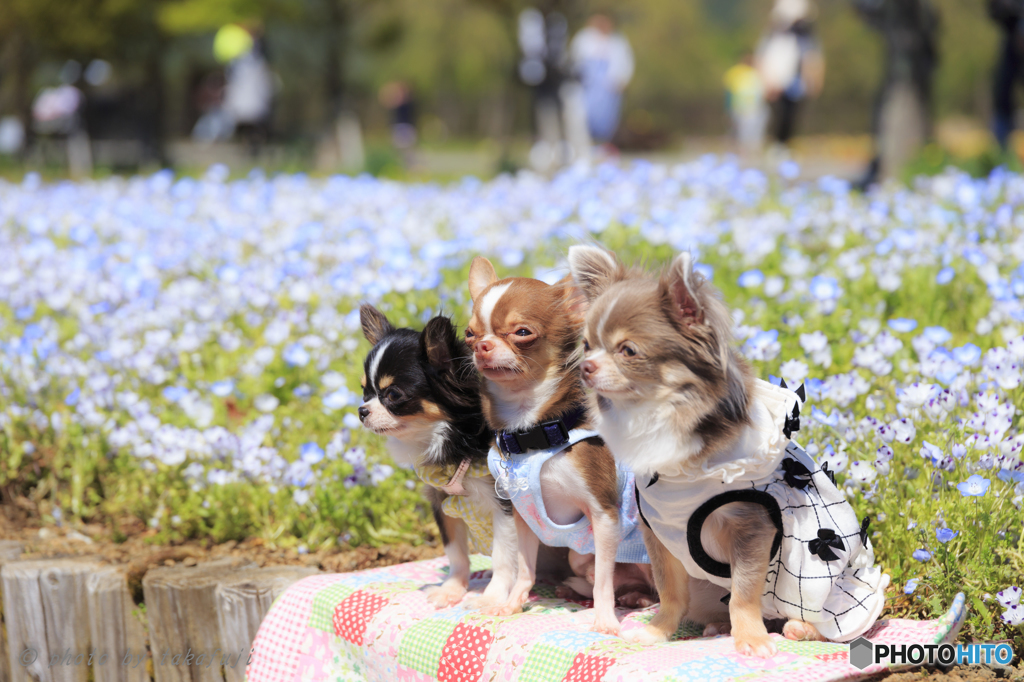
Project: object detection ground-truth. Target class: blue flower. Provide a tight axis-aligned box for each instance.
[693,263,714,281]
[923,326,952,344]
[738,269,765,288]
[904,578,920,594]
[778,160,800,179]
[936,267,955,285]
[162,386,189,403]
[913,549,932,562]
[809,276,841,301]
[65,388,80,407]
[997,468,1024,484]
[957,474,991,497]
[283,343,311,367]
[888,318,918,333]
[935,528,959,543]
[299,442,325,464]
[210,380,234,397]
[952,344,982,366]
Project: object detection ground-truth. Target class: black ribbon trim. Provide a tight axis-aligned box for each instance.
[646,471,660,488]
[635,483,651,530]
[780,458,813,490]
[808,528,845,562]
[777,379,804,439]
[720,593,731,605]
[686,489,784,579]
[821,461,836,486]
[859,516,871,545]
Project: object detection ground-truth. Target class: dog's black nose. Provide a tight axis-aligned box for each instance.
[358,405,370,421]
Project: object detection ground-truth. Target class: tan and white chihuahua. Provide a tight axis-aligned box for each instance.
[568,246,888,656]
[465,257,654,635]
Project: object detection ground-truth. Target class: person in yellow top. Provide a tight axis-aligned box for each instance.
[724,53,768,157]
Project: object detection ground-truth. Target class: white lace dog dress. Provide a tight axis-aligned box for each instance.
[635,379,890,641]
[487,419,650,564]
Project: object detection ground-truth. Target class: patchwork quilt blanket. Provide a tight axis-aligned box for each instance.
[247,556,966,682]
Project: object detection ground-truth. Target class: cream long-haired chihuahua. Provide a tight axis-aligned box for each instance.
[568,246,889,657]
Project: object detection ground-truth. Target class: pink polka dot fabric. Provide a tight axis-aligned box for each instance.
[247,556,967,682]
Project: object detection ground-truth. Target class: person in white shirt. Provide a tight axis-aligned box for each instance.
[570,14,634,149]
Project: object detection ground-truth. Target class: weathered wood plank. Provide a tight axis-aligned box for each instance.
[0,542,25,682]
[143,557,256,682]
[2,557,102,682]
[86,566,149,682]
[215,566,320,682]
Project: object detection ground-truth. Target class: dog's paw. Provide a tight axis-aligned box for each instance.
[424,583,467,608]
[617,591,658,608]
[590,612,621,636]
[462,593,500,610]
[702,621,731,637]
[623,625,669,645]
[782,620,825,642]
[733,633,778,658]
[480,602,524,618]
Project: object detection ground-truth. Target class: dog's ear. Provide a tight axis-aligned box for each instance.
[568,245,623,301]
[664,253,706,327]
[554,275,589,326]
[421,315,458,369]
[360,304,395,345]
[468,257,498,301]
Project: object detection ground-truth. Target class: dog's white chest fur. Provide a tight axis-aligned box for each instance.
[593,400,703,478]
[387,421,451,467]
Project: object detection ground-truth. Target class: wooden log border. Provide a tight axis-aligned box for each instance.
[0,549,319,682]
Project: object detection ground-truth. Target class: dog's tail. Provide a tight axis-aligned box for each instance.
[562,576,595,598]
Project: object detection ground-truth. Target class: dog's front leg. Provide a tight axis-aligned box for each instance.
[626,523,689,644]
[589,508,622,635]
[468,506,519,608]
[483,508,539,617]
[725,512,778,658]
[425,512,471,608]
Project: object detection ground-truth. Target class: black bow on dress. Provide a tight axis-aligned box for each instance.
[781,458,813,490]
[809,528,846,562]
[859,516,871,545]
[778,379,804,439]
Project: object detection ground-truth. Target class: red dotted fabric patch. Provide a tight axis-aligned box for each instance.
[437,623,494,682]
[815,651,849,663]
[562,653,616,682]
[332,590,390,645]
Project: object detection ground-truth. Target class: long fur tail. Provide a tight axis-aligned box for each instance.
[562,576,595,598]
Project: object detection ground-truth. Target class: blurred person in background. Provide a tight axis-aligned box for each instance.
[756,0,825,155]
[989,0,1024,153]
[217,23,274,156]
[570,13,634,156]
[31,60,91,176]
[519,7,580,171]
[853,0,939,189]
[724,52,768,158]
[379,81,418,167]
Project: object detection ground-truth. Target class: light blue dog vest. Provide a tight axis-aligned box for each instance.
[487,428,650,564]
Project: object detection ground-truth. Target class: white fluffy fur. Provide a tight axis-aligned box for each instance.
[487,368,564,432]
[591,398,704,478]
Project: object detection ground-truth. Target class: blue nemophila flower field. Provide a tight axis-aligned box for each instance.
[1,159,1023,649]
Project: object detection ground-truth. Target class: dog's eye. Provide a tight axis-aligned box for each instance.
[385,387,402,402]
[620,344,637,357]
[465,328,475,339]
[582,339,591,352]
[514,328,532,337]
